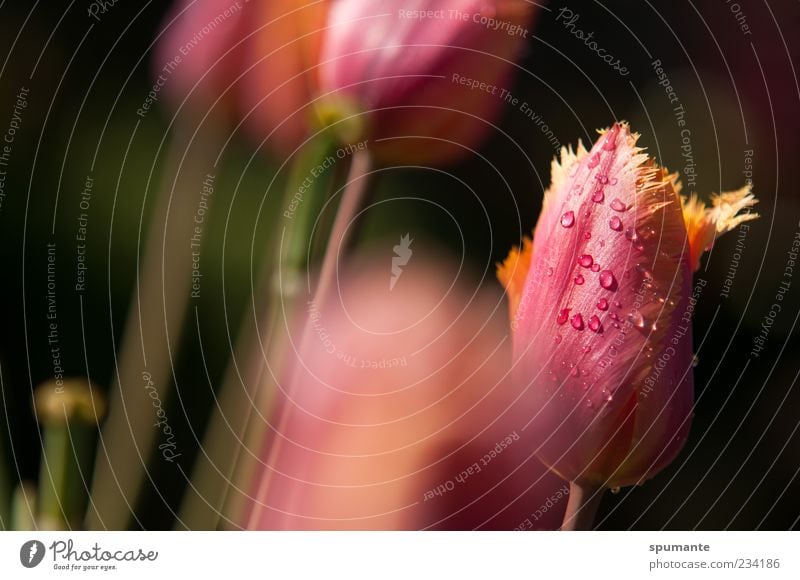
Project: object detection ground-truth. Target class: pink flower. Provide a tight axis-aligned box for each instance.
[242,254,566,529]
[318,0,537,165]
[156,0,329,154]
[498,123,758,489]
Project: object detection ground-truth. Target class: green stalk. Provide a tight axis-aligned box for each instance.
[179,130,341,530]
[245,148,372,529]
[560,482,604,531]
[11,483,37,531]
[35,379,106,530]
[86,120,221,530]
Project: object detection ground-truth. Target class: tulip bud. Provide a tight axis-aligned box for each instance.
[156,0,329,155]
[318,0,537,165]
[498,123,758,489]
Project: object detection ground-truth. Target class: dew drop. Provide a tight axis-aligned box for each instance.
[561,211,575,228]
[597,298,609,310]
[596,174,609,185]
[625,227,639,241]
[588,315,602,332]
[599,270,616,289]
[591,263,600,272]
[613,300,622,308]
[554,335,562,344]
[610,198,627,212]
[628,310,645,328]
[584,231,592,240]
[587,153,600,168]
[592,189,605,203]
[609,216,623,231]
[582,345,591,353]
[570,366,580,377]
[571,313,584,330]
[574,274,585,285]
[602,125,619,150]
[547,267,554,276]
[556,308,570,325]
[578,254,594,268]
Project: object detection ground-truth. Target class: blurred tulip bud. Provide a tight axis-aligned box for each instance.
[498,123,757,489]
[318,0,538,165]
[156,0,329,155]
[242,251,566,529]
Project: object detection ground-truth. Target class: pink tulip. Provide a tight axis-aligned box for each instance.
[318,0,537,165]
[498,123,758,489]
[155,0,329,154]
[242,253,566,530]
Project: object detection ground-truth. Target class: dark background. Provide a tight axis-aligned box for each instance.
[0,0,798,529]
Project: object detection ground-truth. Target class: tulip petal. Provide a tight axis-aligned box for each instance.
[511,123,696,487]
[497,236,533,320]
[681,186,759,271]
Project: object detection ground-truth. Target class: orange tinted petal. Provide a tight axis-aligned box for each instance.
[681,185,758,271]
[497,236,533,320]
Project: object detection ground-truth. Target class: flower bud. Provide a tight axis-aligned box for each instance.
[498,123,758,489]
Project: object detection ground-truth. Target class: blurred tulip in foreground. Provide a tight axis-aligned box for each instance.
[318,0,537,165]
[242,252,566,530]
[498,123,758,490]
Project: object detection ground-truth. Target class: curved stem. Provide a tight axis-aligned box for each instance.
[561,482,604,531]
[246,149,372,529]
[179,132,339,530]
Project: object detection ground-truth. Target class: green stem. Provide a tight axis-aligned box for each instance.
[86,120,221,530]
[36,379,105,530]
[179,131,341,530]
[11,483,37,531]
[246,149,372,529]
[561,482,604,531]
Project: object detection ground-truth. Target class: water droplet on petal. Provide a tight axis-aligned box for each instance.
[597,298,609,310]
[592,189,604,203]
[578,254,593,268]
[599,270,616,289]
[625,227,639,241]
[609,216,623,231]
[574,274,585,285]
[547,267,554,276]
[588,315,601,332]
[628,310,645,328]
[591,263,600,272]
[571,313,584,330]
[587,153,600,168]
[570,366,579,377]
[582,345,591,353]
[602,126,619,150]
[596,174,609,185]
[561,211,575,228]
[556,308,570,325]
[613,300,622,308]
[584,231,592,240]
[554,335,562,344]
[610,198,627,212]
